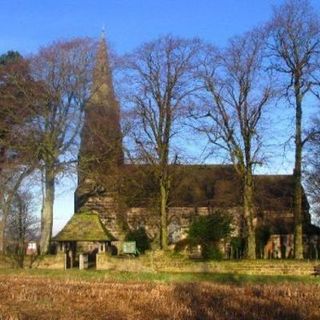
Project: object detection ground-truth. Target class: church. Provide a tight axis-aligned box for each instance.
[54,36,320,262]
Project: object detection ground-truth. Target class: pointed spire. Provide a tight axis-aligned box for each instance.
[77,33,123,192]
[92,35,114,95]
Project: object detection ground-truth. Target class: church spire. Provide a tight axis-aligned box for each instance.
[91,33,116,102]
[77,34,123,191]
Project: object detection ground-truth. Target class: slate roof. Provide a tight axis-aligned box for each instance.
[54,212,115,242]
[117,164,308,211]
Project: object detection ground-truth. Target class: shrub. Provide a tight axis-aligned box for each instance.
[202,245,224,260]
[188,210,232,259]
[125,227,151,254]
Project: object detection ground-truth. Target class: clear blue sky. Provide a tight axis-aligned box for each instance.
[1,0,319,232]
[2,0,312,55]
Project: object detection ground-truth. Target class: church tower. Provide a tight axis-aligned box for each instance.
[79,33,123,180]
[75,34,124,238]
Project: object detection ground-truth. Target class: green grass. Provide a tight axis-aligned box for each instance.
[0,268,319,285]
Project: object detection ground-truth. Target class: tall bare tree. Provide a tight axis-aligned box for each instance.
[267,0,320,259]
[121,35,201,249]
[30,38,95,254]
[196,29,274,259]
[0,52,40,252]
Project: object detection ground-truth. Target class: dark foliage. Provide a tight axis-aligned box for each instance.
[0,51,22,65]
[125,227,151,254]
[255,226,271,258]
[188,210,232,259]
[230,237,246,259]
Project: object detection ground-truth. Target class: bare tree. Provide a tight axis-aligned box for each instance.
[0,52,40,252]
[0,169,34,253]
[30,38,95,254]
[196,29,274,259]
[267,0,320,259]
[121,35,201,249]
[5,190,39,268]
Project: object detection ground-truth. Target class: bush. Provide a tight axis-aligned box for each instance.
[188,210,232,260]
[202,245,224,260]
[125,227,151,254]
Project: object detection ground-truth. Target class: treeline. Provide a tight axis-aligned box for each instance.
[0,0,320,260]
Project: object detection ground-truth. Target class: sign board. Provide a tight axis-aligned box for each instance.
[123,241,137,254]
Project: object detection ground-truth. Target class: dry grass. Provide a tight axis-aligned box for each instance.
[0,273,319,320]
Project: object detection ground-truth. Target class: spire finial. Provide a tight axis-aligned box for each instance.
[101,25,105,39]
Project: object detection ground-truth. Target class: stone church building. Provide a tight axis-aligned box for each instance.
[55,36,320,260]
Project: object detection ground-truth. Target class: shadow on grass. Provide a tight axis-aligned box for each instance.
[172,282,304,320]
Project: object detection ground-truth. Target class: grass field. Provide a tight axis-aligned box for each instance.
[0,269,319,319]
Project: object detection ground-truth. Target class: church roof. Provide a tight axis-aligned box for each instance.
[54,212,115,242]
[118,164,308,211]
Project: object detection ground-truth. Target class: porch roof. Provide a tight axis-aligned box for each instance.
[54,212,115,242]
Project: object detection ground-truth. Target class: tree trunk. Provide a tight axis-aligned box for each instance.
[39,165,55,254]
[243,172,256,259]
[294,81,304,259]
[17,205,25,268]
[0,211,8,253]
[0,222,3,253]
[159,178,168,250]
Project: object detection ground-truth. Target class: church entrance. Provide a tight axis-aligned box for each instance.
[87,248,98,268]
[77,242,100,269]
[79,249,98,269]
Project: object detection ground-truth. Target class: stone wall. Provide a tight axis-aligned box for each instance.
[96,252,317,276]
[76,184,244,243]
[75,190,319,258]
[77,190,124,239]
[75,185,308,250]
[31,254,65,270]
[126,206,242,243]
[97,254,152,272]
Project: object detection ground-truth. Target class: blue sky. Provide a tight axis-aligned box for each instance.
[1,0,319,232]
[1,0,302,55]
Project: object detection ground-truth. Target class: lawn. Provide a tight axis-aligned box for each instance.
[0,269,319,319]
